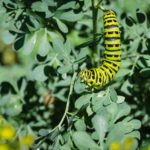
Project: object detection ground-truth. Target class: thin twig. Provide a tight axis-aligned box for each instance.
[122,54,137,60]
[130,55,141,76]
[92,0,98,52]
[33,72,77,149]
[75,36,102,49]
[58,72,77,128]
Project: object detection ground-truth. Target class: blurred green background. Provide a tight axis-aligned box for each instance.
[0,0,150,149]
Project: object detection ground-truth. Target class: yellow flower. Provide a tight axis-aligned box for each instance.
[0,143,9,150]
[123,137,134,150]
[109,142,121,150]
[0,124,16,140]
[20,134,35,147]
[2,49,16,65]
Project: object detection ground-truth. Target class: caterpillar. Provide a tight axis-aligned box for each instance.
[79,9,121,90]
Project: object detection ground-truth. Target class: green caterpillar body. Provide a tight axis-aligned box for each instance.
[79,10,121,90]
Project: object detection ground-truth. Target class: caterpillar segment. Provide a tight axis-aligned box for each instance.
[79,10,121,90]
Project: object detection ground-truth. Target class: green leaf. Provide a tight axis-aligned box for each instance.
[72,131,99,150]
[22,33,37,55]
[28,17,41,31]
[55,77,71,87]
[54,38,65,52]
[92,115,108,143]
[53,88,68,102]
[106,118,141,147]
[43,0,56,6]
[128,119,141,130]
[109,87,118,102]
[116,68,131,78]
[2,1,17,8]
[32,1,48,12]
[103,89,112,106]
[0,94,22,116]
[75,94,92,109]
[32,65,47,81]
[0,66,26,86]
[121,79,133,96]
[52,38,70,60]
[140,68,150,77]
[54,17,68,33]
[55,10,83,22]
[36,29,51,56]
[114,102,131,122]
[1,31,15,44]
[120,60,132,68]
[83,0,91,10]
[106,102,118,122]
[47,31,62,41]
[58,2,76,10]
[76,48,89,61]
[91,132,99,140]
[64,39,72,55]
[126,131,141,140]
[60,144,71,150]
[86,105,93,116]
[92,93,105,112]
[117,96,125,103]
[39,129,49,136]
[31,1,53,18]
[0,95,10,106]
[74,119,86,131]
[57,63,72,74]
[129,38,141,52]
[19,78,27,98]
[74,78,86,94]
[106,123,128,147]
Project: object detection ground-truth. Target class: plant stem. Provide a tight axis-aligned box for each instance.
[130,55,140,76]
[92,0,98,52]
[33,72,77,149]
[58,72,77,128]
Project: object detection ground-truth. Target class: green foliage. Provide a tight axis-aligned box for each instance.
[0,0,150,149]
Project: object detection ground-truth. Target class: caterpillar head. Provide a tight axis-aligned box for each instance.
[79,69,95,88]
[79,69,87,83]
